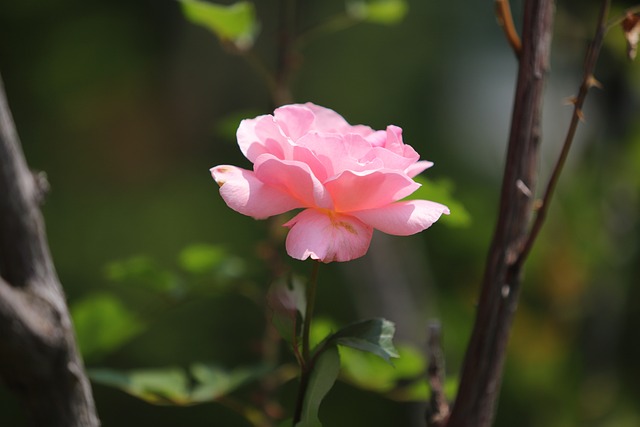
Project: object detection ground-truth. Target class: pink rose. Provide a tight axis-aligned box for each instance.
[211,103,449,263]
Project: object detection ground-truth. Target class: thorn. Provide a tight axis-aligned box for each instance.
[586,75,603,89]
[563,96,578,106]
[576,108,585,122]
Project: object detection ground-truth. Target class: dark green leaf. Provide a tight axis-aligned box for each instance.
[346,0,408,25]
[179,0,258,50]
[296,345,341,427]
[406,176,471,228]
[325,318,399,364]
[71,293,144,359]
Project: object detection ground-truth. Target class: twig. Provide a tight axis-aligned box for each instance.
[425,321,450,427]
[495,0,522,55]
[515,0,611,270]
[606,5,640,29]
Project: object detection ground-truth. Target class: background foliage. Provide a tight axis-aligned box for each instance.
[1,0,639,426]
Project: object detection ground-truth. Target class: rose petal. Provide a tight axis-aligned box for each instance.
[254,154,333,209]
[274,105,315,141]
[405,160,434,178]
[297,132,377,178]
[211,165,302,219]
[351,200,450,236]
[382,125,406,155]
[302,103,353,133]
[237,115,292,162]
[325,169,420,212]
[283,209,373,262]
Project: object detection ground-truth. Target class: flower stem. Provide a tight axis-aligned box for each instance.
[302,260,320,364]
[292,261,320,425]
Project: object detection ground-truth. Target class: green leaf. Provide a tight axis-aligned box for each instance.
[179,243,245,280]
[179,244,226,274]
[296,345,341,427]
[346,0,408,25]
[189,363,271,402]
[268,275,307,344]
[406,176,471,228]
[90,364,272,405]
[90,367,190,405]
[339,344,425,392]
[325,318,399,364]
[71,293,144,360]
[309,318,338,350]
[179,0,258,50]
[105,255,182,295]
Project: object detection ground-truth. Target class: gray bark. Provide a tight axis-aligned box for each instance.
[0,74,100,427]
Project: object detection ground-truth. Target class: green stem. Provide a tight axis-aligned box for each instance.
[292,261,320,426]
[302,261,320,364]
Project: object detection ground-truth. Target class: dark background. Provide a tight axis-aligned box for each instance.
[1,1,639,426]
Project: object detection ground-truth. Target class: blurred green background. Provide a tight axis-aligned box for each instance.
[1,0,640,426]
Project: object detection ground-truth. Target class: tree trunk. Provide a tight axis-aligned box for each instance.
[0,74,100,427]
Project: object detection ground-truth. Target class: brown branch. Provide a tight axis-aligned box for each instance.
[445,1,555,426]
[516,0,611,274]
[495,0,522,55]
[0,74,100,426]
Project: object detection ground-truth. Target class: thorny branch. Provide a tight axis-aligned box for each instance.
[444,1,622,427]
[515,0,612,270]
[446,0,555,426]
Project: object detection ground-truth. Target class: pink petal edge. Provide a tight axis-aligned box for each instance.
[351,200,450,236]
[211,165,302,219]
